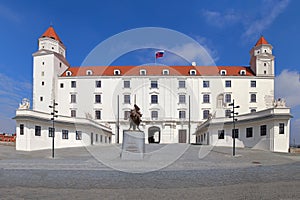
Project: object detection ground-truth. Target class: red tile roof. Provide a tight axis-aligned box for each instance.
[40,26,63,44]
[255,36,269,46]
[61,66,255,77]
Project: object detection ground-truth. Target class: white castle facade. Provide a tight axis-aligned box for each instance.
[14,26,292,152]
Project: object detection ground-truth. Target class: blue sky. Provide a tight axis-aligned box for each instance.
[0,0,299,143]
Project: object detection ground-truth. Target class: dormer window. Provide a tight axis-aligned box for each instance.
[240,70,246,75]
[140,69,147,75]
[220,70,226,76]
[114,69,121,75]
[189,69,196,75]
[86,70,93,76]
[162,69,169,75]
[66,71,72,76]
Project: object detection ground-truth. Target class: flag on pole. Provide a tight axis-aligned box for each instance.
[155,50,165,59]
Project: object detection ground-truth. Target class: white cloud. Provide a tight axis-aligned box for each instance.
[242,0,290,40]
[275,70,300,108]
[0,73,31,133]
[202,0,290,40]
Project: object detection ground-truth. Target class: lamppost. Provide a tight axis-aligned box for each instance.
[228,99,239,156]
[49,100,58,158]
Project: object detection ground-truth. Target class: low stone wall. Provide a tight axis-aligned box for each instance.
[289,147,300,153]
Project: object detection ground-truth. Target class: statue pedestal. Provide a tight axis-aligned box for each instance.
[121,130,145,160]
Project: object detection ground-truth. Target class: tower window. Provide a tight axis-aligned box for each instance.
[59,62,62,68]
[20,124,24,135]
[41,81,44,86]
[279,123,285,134]
[40,96,43,102]
[42,62,45,65]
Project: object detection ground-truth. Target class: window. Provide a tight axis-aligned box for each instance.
[95,80,101,88]
[240,70,246,75]
[95,94,101,103]
[62,130,68,139]
[35,126,41,136]
[151,111,158,119]
[246,127,253,138]
[42,81,44,86]
[225,109,231,117]
[100,135,103,143]
[151,80,158,88]
[203,110,210,119]
[124,95,131,104]
[251,109,256,113]
[232,129,239,138]
[203,94,210,103]
[114,69,120,75]
[162,69,169,75]
[140,69,146,75]
[71,81,76,88]
[225,94,231,103]
[76,131,82,140]
[250,94,256,102]
[251,80,256,87]
[41,71,44,76]
[96,134,98,142]
[220,70,226,76]
[71,110,76,118]
[95,110,101,120]
[124,111,131,120]
[40,96,43,102]
[60,83,64,88]
[264,70,267,74]
[151,95,158,104]
[66,71,72,76]
[179,111,186,119]
[218,130,224,139]
[124,80,130,88]
[59,62,62,68]
[264,63,267,66]
[203,80,209,88]
[260,125,267,136]
[179,95,186,104]
[20,124,24,135]
[279,123,285,134]
[179,80,186,88]
[189,70,196,75]
[86,70,93,75]
[42,62,45,65]
[49,127,54,137]
[71,94,76,103]
[225,80,231,87]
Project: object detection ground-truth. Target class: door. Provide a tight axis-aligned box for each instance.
[178,129,187,143]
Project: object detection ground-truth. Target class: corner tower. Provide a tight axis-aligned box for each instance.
[32,26,69,113]
[250,36,275,76]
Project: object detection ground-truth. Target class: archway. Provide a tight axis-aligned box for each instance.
[148,126,161,144]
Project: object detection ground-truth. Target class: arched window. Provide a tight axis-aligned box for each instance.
[66,71,72,76]
[86,70,93,76]
[216,94,224,108]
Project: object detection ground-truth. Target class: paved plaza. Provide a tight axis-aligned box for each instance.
[0,144,299,199]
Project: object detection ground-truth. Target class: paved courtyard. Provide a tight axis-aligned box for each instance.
[0,144,299,199]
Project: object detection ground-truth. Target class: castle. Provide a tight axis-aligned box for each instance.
[14,26,292,152]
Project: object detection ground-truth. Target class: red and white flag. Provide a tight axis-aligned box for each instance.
[155,50,165,59]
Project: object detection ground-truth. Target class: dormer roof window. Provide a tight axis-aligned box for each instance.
[66,71,72,76]
[220,70,226,76]
[162,69,169,75]
[114,69,121,75]
[189,69,196,76]
[86,70,93,76]
[240,70,246,75]
[140,69,147,75]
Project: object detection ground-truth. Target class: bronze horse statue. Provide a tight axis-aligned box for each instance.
[129,104,142,131]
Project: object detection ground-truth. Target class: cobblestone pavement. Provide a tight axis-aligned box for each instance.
[0,144,299,199]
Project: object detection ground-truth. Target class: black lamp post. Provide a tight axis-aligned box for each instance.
[228,99,239,156]
[49,100,58,158]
